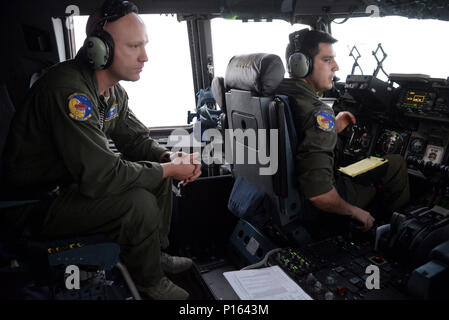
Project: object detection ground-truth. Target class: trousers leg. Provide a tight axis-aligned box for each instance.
[155,178,173,250]
[341,177,377,209]
[40,182,172,287]
[342,154,410,213]
[379,154,410,211]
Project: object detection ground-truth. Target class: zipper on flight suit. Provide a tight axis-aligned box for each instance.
[98,96,108,130]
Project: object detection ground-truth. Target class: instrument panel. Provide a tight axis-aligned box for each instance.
[400,89,434,110]
[341,75,449,172]
[374,129,410,157]
[344,123,448,169]
[393,76,449,120]
[408,137,427,156]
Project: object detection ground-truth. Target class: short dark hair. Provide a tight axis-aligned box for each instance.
[285,29,337,63]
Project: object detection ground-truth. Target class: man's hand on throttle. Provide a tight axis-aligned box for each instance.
[350,207,375,232]
[336,111,356,133]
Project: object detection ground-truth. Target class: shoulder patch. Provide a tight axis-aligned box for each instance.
[68,93,93,121]
[315,110,335,132]
[105,104,118,122]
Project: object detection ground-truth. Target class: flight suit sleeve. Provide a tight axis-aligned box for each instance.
[45,89,165,198]
[110,103,168,163]
[296,108,337,199]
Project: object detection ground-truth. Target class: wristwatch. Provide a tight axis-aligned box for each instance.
[161,151,173,163]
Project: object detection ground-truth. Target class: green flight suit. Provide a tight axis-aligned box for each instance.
[3,54,171,286]
[277,78,410,220]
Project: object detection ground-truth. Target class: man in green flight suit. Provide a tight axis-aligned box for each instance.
[277,29,410,234]
[2,0,201,300]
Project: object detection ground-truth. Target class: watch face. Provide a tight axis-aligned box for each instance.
[162,152,171,162]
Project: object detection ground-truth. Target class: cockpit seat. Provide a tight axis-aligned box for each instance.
[0,83,141,300]
[213,54,313,263]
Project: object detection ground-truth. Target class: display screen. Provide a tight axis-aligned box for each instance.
[374,129,410,157]
[402,90,427,107]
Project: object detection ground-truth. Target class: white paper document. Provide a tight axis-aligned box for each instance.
[223,265,312,300]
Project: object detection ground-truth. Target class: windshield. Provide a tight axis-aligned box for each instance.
[73,14,449,127]
[331,16,449,81]
[74,14,195,128]
[212,15,449,86]
[211,18,309,77]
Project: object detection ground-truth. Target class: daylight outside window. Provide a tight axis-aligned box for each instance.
[332,16,449,82]
[73,15,195,128]
[212,16,449,84]
[74,15,449,128]
[211,18,308,78]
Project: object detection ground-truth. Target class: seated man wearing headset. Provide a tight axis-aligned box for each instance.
[3,0,201,300]
[276,29,410,234]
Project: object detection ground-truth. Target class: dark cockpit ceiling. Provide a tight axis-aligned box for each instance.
[12,0,449,23]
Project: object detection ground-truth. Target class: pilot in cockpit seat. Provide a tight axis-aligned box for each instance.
[276,28,410,236]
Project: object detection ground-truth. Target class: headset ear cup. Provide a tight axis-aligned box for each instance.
[288,52,312,78]
[84,30,114,70]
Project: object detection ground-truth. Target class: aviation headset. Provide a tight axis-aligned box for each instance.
[83,0,138,70]
[287,28,313,78]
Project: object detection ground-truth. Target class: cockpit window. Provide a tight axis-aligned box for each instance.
[211,18,309,77]
[332,16,449,81]
[73,15,449,127]
[74,15,195,127]
[211,16,449,83]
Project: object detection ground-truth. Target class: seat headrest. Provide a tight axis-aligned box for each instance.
[224,53,285,96]
[211,76,226,112]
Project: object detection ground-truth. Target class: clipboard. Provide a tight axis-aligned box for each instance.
[338,156,389,185]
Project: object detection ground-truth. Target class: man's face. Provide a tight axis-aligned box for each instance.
[305,42,339,92]
[104,13,148,82]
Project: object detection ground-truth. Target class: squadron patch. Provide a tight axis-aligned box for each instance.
[68,93,93,121]
[315,110,335,132]
[105,104,118,122]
